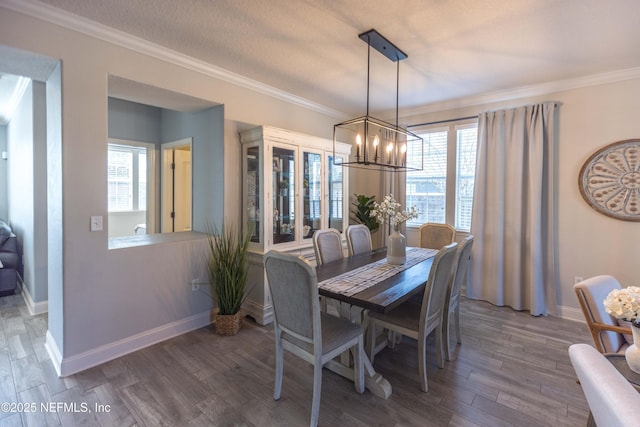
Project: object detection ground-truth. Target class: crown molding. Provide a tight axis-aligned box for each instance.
[0,0,348,119]
[395,66,640,118]
[5,0,640,122]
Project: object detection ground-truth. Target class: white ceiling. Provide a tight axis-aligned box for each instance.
[3,0,640,120]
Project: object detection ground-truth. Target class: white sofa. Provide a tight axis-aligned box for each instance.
[569,343,640,427]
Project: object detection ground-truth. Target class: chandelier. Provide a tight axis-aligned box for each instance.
[333,29,423,172]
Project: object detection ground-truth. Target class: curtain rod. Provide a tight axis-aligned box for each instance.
[407,115,478,128]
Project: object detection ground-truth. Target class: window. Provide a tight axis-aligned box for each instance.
[108,143,148,212]
[328,156,344,230]
[406,121,478,231]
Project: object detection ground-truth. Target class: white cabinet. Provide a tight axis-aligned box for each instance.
[240,126,350,324]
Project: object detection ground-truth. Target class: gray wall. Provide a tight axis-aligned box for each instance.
[0,6,340,374]
[7,80,49,302]
[161,105,225,233]
[0,125,6,220]
[108,97,161,143]
[107,98,224,234]
[47,62,63,347]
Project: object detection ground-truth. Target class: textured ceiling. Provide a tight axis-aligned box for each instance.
[8,0,640,117]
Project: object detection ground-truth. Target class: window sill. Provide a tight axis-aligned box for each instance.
[108,231,207,250]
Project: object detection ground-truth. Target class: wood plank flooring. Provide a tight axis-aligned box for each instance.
[0,290,593,426]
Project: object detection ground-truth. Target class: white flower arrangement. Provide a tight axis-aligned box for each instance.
[370,194,419,228]
[604,286,640,325]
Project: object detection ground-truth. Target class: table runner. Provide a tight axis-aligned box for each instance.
[318,247,438,297]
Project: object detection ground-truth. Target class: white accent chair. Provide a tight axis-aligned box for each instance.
[264,251,365,427]
[366,242,458,392]
[569,343,640,427]
[574,275,631,354]
[312,228,343,265]
[418,223,456,250]
[346,224,372,256]
[443,235,474,361]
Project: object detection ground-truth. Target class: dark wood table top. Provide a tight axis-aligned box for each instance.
[316,247,435,313]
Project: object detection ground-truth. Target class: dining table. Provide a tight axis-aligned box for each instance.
[315,246,438,399]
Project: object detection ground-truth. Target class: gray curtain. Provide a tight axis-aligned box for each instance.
[468,103,559,316]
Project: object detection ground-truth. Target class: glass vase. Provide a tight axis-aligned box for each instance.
[626,322,640,374]
[387,224,406,265]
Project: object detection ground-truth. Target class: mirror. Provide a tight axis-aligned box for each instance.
[107,75,221,238]
[161,139,192,232]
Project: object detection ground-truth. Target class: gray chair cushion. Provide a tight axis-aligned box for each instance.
[283,312,363,355]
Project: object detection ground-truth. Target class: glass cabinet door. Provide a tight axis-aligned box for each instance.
[272,146,296,245]
[246,145,261,244]
[302,152,322,239]
[328,155,345,232]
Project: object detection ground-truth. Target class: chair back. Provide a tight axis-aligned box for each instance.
[574,275,626,353]
[313,228,344,265]
[420,242,458,332]
[569,343,640,427]
[418,223,456,250]
[346,224,372,256]
[265,251,320,343]
[448,235,474,308]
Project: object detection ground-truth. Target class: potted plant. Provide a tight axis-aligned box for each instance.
[351,194,380,233]
[207,224,252,335]
[280,178,289,196]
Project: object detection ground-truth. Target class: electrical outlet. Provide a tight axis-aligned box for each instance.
[191,279,199,292]
[574,276,584,284]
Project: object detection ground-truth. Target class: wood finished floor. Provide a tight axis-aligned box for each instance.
[0,290,593,427]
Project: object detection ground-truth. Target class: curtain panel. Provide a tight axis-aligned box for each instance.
[468,103,559,316]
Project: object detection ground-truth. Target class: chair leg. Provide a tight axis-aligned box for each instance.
[274,332,283,400]
[353,336,365,394]
[310,361,322,427]
[443,310,452,361]
[454,304,462,344]
[435,323,445,369]
[418,334,428,392]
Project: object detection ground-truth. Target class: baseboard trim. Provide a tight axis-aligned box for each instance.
[19,278,48,316]
[57,310,213,377]
[556,305,584,322]
[45,330,63,377]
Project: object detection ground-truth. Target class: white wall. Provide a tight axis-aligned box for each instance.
[0,6,340,374]
[399,78,640,318]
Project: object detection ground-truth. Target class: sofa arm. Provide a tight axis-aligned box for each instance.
[569,343,640,427]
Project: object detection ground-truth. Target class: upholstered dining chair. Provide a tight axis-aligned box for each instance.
[443,235,474,361]
[418,223,456,250]
[569,343,640,427]
[366,242,458,392]
[346,224,372,256]
[312,228,344,265]
[574,275,631,354]
[264,251,364,427]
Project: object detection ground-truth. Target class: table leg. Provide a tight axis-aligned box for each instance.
[325,352,392,399]
[326,302,393,399]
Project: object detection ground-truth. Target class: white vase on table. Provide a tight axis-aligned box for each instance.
[386,224,406,265]
[626,322,640,374]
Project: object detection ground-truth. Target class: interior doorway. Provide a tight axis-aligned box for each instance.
[161,138,192,232]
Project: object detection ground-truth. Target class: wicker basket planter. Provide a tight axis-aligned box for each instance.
[216,310,243,336]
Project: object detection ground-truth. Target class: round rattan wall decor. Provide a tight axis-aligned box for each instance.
[579,139,640,221]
